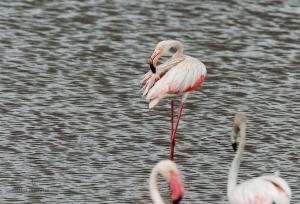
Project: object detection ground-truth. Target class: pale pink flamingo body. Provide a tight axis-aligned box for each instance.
[149,160,184,204]
[141,40,206,160]
[228,113,291,204]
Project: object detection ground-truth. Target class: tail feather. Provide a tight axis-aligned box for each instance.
[143,74,160,96]
[149,97,161,109]
[140,71,152,86]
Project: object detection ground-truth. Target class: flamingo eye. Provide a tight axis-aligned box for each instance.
[169,47,177,53]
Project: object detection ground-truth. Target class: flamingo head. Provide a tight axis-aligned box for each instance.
[155,160,184,203]
[229,112,247,151]
[149,40,182,72]
[229,124,238,151]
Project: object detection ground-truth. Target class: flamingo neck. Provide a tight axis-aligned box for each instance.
[157,41,184,72]
[227,123,246,198]
[150,167,165,204]
[173,41,184,58]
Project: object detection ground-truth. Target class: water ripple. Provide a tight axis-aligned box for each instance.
[0,0,299,203]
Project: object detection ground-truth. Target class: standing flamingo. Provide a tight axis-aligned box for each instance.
[149,160,184,204]
[141,40,206,160]
[228,113,291,204]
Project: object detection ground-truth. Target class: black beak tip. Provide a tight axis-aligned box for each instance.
[173,196,182,204]
[232,143,237,152]
[149,63,156,74]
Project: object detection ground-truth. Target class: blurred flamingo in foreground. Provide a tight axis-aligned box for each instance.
[228,113,291,204]
[150,160,184,204]
[141,40,206,160]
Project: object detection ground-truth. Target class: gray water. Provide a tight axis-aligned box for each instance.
[0,0,299,203]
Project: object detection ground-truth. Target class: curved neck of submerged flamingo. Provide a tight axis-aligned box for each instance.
[150,167,165,204]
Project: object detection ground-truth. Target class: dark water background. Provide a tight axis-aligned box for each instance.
[0,0,299,203]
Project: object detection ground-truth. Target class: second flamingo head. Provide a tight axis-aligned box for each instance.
[229,112,247,152]
[150,160,184,204]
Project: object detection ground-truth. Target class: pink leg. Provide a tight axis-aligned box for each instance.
[169,101,185,160]
[170,97,174,135]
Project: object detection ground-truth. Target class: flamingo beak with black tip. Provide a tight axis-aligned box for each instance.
[230,125,239,152]
[170,171,184,204]
[149,50,161,74]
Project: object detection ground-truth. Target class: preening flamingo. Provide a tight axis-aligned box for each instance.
[228,113,291,204]
[141,40,206,160]
[150,160,184,204]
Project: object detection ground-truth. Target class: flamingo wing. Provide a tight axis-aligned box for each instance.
[146,56,206,104]
[261,175,292,203]
[141,56,186,97]
[230,176,291,204]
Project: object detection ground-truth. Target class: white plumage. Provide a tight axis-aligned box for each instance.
[146,56,206,107]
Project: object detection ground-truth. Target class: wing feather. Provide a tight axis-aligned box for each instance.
[146,56,206,100]
[230,176,291,204]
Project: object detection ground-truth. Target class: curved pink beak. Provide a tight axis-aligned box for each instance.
[170,172,184,204]
[149,50,161,73]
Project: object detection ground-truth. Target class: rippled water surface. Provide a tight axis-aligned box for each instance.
[0,0,299,203]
